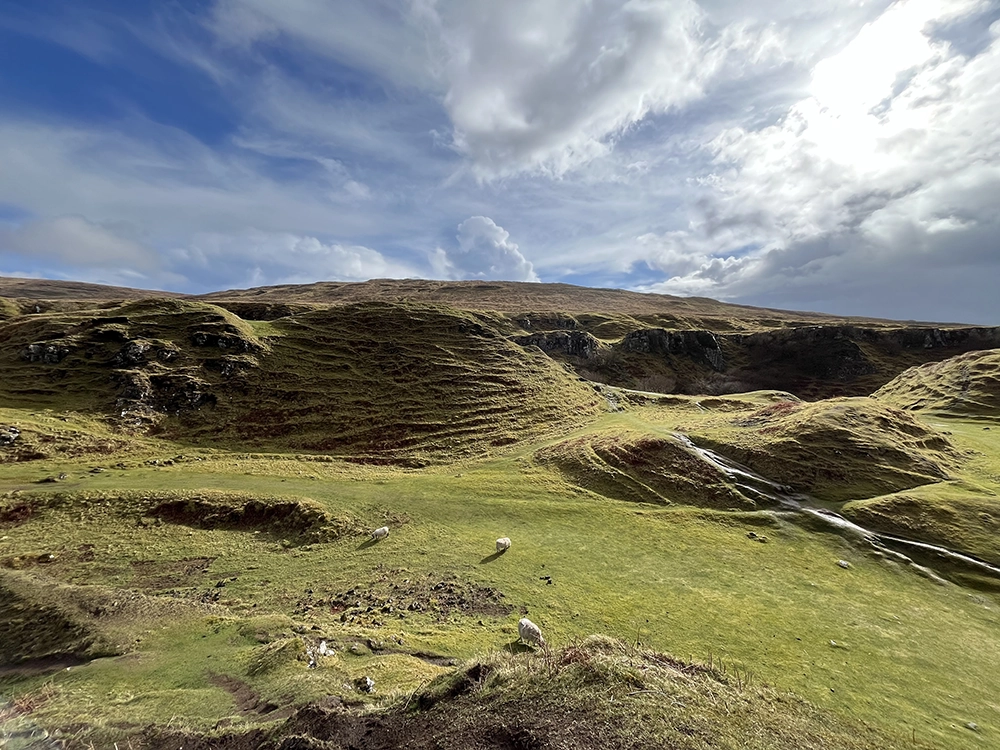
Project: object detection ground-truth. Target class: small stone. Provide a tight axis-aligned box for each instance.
[965,722,979,732]
[837,560,851,569]
[355,675,375,693]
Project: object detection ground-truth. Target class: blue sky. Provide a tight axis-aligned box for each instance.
[1,0,998,323]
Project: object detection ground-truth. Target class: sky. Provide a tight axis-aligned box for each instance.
[0,0,998,323]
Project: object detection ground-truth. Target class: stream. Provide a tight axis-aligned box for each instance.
[673,433,1000,585]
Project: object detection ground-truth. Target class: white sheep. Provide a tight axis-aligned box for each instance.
[495,537,511,553]
[518,617,545,648]
[371,526,389,540]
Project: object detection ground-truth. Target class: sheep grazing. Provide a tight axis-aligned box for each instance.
[495,537,511,553]
[518,617,545,648]
[371,526,389,540]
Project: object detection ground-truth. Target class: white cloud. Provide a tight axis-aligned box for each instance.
[635,0,1000,321]
[209,0,435,89]
[0,216,159,270]
[433,216,538,281]
[172,230,422,290]
[425,0,782,178]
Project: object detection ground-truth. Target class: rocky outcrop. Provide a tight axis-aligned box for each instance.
[514,321,1000,398]
[513,331,602,359]
[190,329,259,353]
[734,326,878,380]
[114,370,216,423]
[620,329,725,371]
[114,340,152,367]
[20,342,71,364]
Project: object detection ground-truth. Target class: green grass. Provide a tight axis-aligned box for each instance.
[875,349,1000,417]
[2,298,999,748]
[2,393,1000,748]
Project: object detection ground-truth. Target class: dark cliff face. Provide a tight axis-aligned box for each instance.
[516,324,1000,399]
[511,331,602,359]
[620,329,725,372]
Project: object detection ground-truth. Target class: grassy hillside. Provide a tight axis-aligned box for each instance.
[0,298,602,463]
[4,276,998,403]
[682,397,957,503]
[874,348,1000,417]
[1,392,999,749]
[2,282,1000,749]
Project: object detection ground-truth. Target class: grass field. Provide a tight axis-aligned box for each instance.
[2,390,999,749]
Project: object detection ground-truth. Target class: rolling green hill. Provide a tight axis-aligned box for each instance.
[1,278,999,750]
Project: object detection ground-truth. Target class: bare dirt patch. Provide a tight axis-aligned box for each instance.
[207,673,286,718]
[294,568,513,628]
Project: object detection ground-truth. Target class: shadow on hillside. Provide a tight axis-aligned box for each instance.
[355,538,382,551]
[479,550,507,564]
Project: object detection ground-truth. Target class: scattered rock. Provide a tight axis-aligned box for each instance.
[747,532,769,543]
[20,342,71,364]
[837,560,851,569]
[0,426,20,445]
[965,722,979,732]
[114,341,152,367]
[355,676,375,693]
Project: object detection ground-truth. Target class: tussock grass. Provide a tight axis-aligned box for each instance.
[388,636,908,750]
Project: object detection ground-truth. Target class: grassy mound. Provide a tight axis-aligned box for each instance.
[1,489,366,546]
[0,299,602,462]
[842,486,1000,568]
[874,349,1000,417]
[184,302,602,462]
[692,397,956,502]
[0,571,123,665]
[534,429,757,509]
[147,637,902,750]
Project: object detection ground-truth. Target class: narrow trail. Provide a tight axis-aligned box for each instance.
[673,433,1000,584]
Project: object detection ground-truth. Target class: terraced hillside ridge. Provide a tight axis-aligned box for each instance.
[202,281,1000,398]
[4,276,1000,400]
[193,302,603,461]
[873,348,1000,417]
[688,397,957,503]
[0,297,602,462]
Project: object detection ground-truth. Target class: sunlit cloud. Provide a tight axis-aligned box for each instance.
[0,0,996,321]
